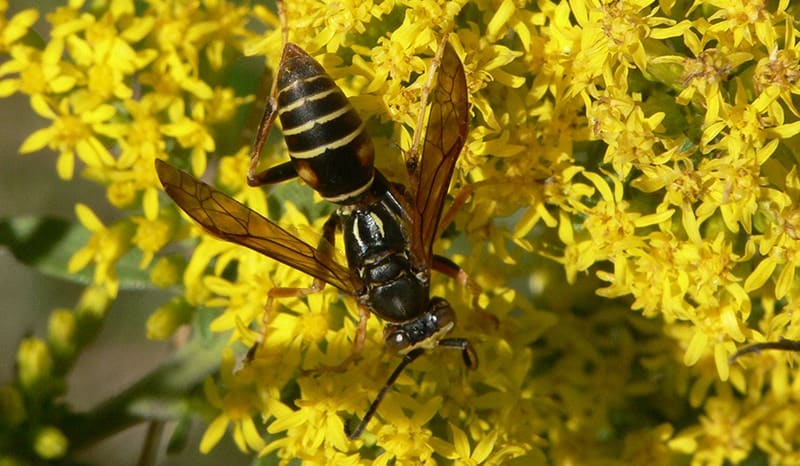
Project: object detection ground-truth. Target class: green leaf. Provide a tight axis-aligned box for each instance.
[0,216,151,290]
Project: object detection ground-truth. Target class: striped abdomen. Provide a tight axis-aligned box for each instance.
[276,43,375,204]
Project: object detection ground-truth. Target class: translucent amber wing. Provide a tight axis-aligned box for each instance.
[414,42,468,261]
[155,159,358,293]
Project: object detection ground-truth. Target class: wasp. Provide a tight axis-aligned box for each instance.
[154,36,477,439]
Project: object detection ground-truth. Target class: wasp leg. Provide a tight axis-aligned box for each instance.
[302,303,371,375]
[335,303,371,370]
[247,61,289,187]
[245,213,340,364]
[247,0,294,187]
[433,254,481,303]
[247,43,282,187]
[237,276,327,370]
[432,254,498,330]
[439,337,479,369]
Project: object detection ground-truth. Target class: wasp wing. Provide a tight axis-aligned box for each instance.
[413,41,469,262]
[155,159,359,294]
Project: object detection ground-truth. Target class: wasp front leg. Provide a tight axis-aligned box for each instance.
[432,254,498,334]
[302,303,371,375]
[433,255,483,309]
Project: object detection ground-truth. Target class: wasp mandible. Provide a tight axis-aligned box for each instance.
[155,34,478,439]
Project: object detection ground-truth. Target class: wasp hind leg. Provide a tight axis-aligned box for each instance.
[433,254,481,307]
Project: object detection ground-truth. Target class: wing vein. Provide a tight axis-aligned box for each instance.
[155,159,358,293]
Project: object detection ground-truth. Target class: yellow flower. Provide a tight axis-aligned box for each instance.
[160,99,216,176]
[371,395,438,465]
[68,203,134,298]
[149,255,185,289]
[431,424,519,465]
[264,372,353,457]
[704,0,784,48]
[131,215,172,268]
[671,385,755,464]
[146,297,192,341]
[47,309,77,359]
[0,385,26,427]
[19,93,119,179]
[753,24,800,113]
[117,96,168,165]
[200,350,271,453]
[0,1,38,53]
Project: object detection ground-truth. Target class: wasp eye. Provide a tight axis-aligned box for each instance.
[430,298,455,329]
[385,329,410,351]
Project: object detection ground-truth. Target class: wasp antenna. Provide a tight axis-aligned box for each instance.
[439,337,479,369]
[730,338,800,364]
[347,348,426,440]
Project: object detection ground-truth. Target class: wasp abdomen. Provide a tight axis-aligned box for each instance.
[275,43,375,203]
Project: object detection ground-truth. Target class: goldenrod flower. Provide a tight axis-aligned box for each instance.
[67,203,134,298]
[200,350,270,454]
[149,254,185,288]
[19,94,119,179]
[0,1,37,54]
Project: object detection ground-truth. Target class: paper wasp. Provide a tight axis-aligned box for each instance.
[155,37,478,438]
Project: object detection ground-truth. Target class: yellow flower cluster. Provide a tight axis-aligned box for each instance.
[4,0,800,463]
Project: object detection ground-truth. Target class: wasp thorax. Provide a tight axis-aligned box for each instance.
[275,43,375,204]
